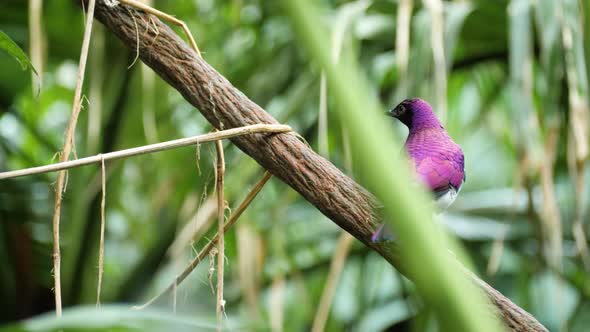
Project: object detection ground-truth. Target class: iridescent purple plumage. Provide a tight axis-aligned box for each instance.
[403,99,465,195]
[371,98,465,242]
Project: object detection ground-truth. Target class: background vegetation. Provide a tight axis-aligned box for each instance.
[0,0,589,331]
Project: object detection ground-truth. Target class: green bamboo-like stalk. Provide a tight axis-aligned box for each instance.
[282,1,504,331]
[508,0,543,162]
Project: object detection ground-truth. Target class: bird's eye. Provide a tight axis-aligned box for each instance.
[396,104,406,115]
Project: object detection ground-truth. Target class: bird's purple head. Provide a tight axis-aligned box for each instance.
[386,98,442,131]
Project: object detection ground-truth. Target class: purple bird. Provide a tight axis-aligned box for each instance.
[372,98,465,242]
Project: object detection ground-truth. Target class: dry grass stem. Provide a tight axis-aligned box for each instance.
[172,280,177,313]
[318,0,370,158]
[486,233,506,276]
[311,233,354,332]
[572,222,590,270]
[141,57,158,143]
[270,275,286,332]
[540,125,563,269]
[318,73,328,157]
[236,224,263,319]
[119,0,200,56]
[96,156,106,307]
[341,126,353,174]
[133,171,273,310]
[561,7,590,270]
[486,157,526,275]
[208,246,217,293]
[395,0,413,96]
[50,0,96,316]
[424,0,447,123]
[168,197,217,260]
[28,0,44,92]
[568,132,590,270]
[87,26,104,154]
[214,139,225,330]
[137,0,157,141]
[0,124,292,180]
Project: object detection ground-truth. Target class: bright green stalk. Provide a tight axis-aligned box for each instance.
[282,1,504,331]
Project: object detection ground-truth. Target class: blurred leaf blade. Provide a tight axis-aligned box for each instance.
[0,30,38,75]
[0,305,223,332]
[282,0,504,331]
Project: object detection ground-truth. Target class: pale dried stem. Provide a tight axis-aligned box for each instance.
[168,197,217,260]
[341,126,353,174]
[214,139,225,330]
[560,10,589,162]
[0,124,292,180]
[486,232,506,276]
[96,156,106,307]
[119,0,200,56]
[141,62,158,143]
[319,0,370,159]
[318,73,328,157]
[568,133,590,270]
[51,0,96,317]
[270,275,286,332]
[560,6,590,270]
[540,125,563,270]
[311,232,354,332]
[573,222,590,269]
[172,280,177,313]
[133,171,273,310]
[395,0,413,96]
[487,154,527,275]
[236,224,263,319]
[208,247,217,294]
[424,0,447,124]
[28,0,44,92]
[138,0,159,144]
[88,26,104,154]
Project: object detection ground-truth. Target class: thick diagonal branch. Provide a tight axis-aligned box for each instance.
[88,2,547,331]
[93,1,381,250]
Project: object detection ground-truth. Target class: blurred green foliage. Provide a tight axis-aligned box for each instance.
[0,31,37,75]
[0,0,589,331]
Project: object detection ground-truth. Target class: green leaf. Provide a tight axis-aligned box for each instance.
[0,305,223,332]
[0,30,38,75]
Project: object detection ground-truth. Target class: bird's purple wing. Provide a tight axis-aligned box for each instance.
[413,150,465,191]
[371,151,464,243]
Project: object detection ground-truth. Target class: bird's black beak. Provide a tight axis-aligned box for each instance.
[385,109,396,117]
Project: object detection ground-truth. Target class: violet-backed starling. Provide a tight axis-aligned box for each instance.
[372,98,465,242]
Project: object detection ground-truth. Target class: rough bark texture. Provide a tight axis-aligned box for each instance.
[89,1,547,331]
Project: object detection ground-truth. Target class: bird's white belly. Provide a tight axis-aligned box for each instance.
[435,186,460,210]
